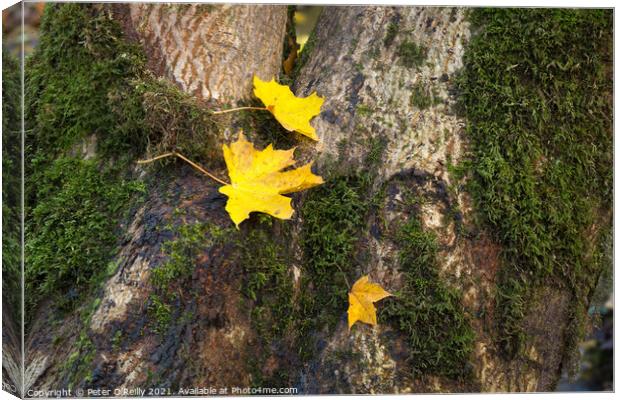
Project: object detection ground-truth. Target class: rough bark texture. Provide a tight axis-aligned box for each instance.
[114,3,287,102]
[2,304,21,395]
[26,175,249,392]
[290,6,572,393]
[2,4,23,396]
[20,5,598,395]
[22,4,286,394]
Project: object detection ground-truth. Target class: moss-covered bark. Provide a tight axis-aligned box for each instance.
[2,51,22,323]
[22,2,289,393]
[2,49,24,396]
[21,4,613,395]
[24,3,148,319]
[457,8,613,366]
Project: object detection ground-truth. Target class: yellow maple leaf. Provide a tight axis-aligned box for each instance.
[253,75,324,141]
[348,275,392,329]
[219,132,324,227]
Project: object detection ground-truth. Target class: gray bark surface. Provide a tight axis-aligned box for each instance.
[293,6,570,392]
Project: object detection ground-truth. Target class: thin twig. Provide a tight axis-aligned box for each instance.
[211,106,268,115]
[136,152,229,185]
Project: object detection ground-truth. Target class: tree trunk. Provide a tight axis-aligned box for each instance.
[111,3,287,102]
[19,4,609,395]
[291,6,574,392]
[22,2,287,392]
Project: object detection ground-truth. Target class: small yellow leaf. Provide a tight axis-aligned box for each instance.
[253,75,324,141]
[219,132,324,227]
[347,275,392,329]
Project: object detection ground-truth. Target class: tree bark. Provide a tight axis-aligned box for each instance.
[24,4,288,393]
[22,4,598,395]
[112,3,287,102]
[292,6,577,392]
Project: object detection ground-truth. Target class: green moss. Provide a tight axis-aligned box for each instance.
[2,51,21,317]
[151,222,229,291]
[24,3,224,320]
[457,9,612,357]
[65,331,95,388]
[25,3,146,157]
[381,217,475,379]
[564,227,612,378]
[410,81,440,110]
[26,4,223,167]
[148,294,173,335]
[63,296,103,388]
[356,104,373,117]
[398,41,427,68]
[365,136,387,169]
[111,329,123,351]
[23,4,149,317]
[25,158,145,314]
[384,22,399,47]
[296,174,371,360]
[148,220,232,334]
[239,222,294,328]
[236,217,295,386]
[116,75,222,168]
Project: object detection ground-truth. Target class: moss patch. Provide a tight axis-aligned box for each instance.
[63,296,104,388]
[26,3,222,169]
[457,9,612,357]
[25,3,146,158]
[23,4,150,318]
[2,51,22,316]
[236,217,295,386]
[151,221,229,291]
[24,3,225,320]
[25,158,145,314]
[296,173,372,360]
[291,138,386,361]
[113,76,222,168]
[148,218,232,334]
[410,81,441,110]
[239,220,294,336]
[64,331,95,388]
[398,41,427,68]
[380,187,475,380]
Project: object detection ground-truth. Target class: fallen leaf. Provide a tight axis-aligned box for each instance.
[348,275,392,329]
[283,36,299,76]
[219,132,324,227]
[253,75,324,141]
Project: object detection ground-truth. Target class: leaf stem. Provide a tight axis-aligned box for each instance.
[335,264,352,290]
[136,152,175,163]
[211,106,268,115]
[136,152,229,185]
